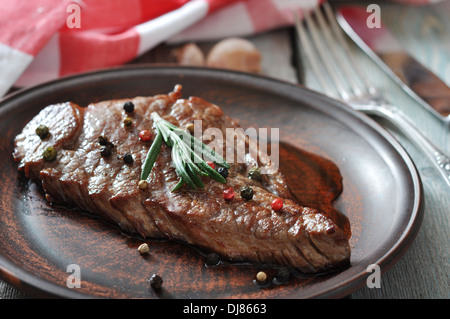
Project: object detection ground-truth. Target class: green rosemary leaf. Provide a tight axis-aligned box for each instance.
[179,134,227,184]
[155,121,173,147]
[172,145,196,189]
[188,134,230,169]
[140,132,162,181]
[144,112,230,191]
[170,125,228,168]
[187,163,204,188]
[197,160,227,184]
[171,179,185,192]
[184,150,207,178]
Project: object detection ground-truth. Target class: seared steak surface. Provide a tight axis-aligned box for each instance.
[13,86,350,273]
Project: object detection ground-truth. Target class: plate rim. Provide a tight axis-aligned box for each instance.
[0,65,424,299]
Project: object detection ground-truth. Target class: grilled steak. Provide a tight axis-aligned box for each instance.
[13,85,350,273]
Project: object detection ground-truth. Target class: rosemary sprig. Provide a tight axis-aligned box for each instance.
[140,112,230,191]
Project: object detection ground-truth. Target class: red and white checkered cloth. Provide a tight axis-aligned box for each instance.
[0,0,444,96]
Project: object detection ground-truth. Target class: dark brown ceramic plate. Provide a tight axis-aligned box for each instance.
[0,66,423,299]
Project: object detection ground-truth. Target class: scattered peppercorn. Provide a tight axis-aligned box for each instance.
[148,274,163,290]
[138,180,148,190]
[217,167,228,178]
[274,268,291,284]
[35,125,49,139]
[139,130,152,142]
[185,123,195,135]
[100,145,112,157]
[98,136,115,149]
[138,243,150,254]
[256,271,267,284]
[98,136,109,146]
[205,252,220,267]
[123,117,133,127]
[207,161,215,169]
[223,187,235,201]
[240,186,254,200]
[123,153,133,164]
[248,166,262,181]
[123,101,135,113]
[43,146,57,162]
[271,198,283,211]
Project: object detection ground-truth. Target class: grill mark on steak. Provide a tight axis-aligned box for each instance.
[13,85,350,273]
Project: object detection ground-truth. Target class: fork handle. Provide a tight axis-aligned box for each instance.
[355,103,450,187]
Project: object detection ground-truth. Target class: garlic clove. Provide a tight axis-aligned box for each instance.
[206,38,261,73]
[173,43,205,66]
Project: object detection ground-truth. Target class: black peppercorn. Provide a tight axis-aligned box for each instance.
[217,167,228,178]
[274,268,291,284]
[148,274,163,290]
[123,101,135,113]
[100,146,111,157]
[205,252,220,267]
[123,153,133,164]
[98,136,106,145]
[98,136,115,150]
[98,136,109,146]
[240,186,254,200]
[36,125,49,139]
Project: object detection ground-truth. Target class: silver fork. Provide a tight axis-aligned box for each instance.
[293,3,450,187]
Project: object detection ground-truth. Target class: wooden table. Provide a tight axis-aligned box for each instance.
[1,1,448,299]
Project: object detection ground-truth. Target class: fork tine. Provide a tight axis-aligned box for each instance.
[323,3,376,95]
[296,5,450,187]
[313,5,363,97]
[301,7,351,101]
[293,10,335,97]
[294,4,380,102]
